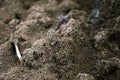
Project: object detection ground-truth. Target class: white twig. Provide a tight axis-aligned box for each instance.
[14,43,22,61]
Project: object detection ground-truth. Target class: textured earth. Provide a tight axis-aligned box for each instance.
[0,0,120,80]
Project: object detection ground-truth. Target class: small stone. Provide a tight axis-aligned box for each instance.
[9,19,19,28]
[76,73,95,80]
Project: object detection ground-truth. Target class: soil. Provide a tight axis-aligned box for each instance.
[0,0,120,80]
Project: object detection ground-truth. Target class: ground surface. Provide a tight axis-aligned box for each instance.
[0,0,120,80]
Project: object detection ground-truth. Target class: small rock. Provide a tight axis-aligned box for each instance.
[9,19,19,27]
[95,30,107,42]
[76,73,95,80]
[28,5,45,13]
